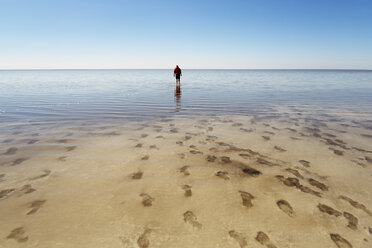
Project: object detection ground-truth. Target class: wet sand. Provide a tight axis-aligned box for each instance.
[1,111,372,248]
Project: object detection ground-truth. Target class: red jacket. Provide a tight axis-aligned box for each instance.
[174,66,181,75]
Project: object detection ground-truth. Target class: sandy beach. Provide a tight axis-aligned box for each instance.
[1,109,372,248]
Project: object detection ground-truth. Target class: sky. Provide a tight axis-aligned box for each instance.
[0,0,372,69]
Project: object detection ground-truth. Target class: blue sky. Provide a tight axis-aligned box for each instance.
[0,0,371,69]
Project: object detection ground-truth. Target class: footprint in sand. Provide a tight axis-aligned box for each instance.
[182,185,192,197]
[285,168,304,179]
[176,141,184,146]
[216,171,230,180]
[18,184,36,195]
[232,123,243,127]
[66,146,77,152]
[141,155,149,161]
[137,228,151,248]
[286,128,297,133]
[241,166,261,177]
[339,195,372,216]
[257,158,277,167]
[274,146,286,152]
[183,211,202,229]
[240,128,253,133]
[6,227,29,243]
[276,200,295,217]
[333,149,344,156]
[365,156,372,164]
[220,156,231,164]
[330,233,352,248]
[27,139,39,144]
[317,204,342,217]
[255,231,277,248]
[229,230,247,248]
[323,133,336,138]
[57,156,67,161]
[239,153,251,159]
[149,145,158,149]
[262,136,270,141]
[11,157,29,166]
[140,193,154,207]
[66,146,76,152]
[184,135,192,141]
[27,200,46,215]
[239,191,254,208]
[343,212,358,230]
[140,134,148,138]
[29,170,51,180]
[308,178,328,191]
[206,155,217,162]
[209,147,219,152]
[131,171,143,180]
[180,166,190,176]
[190,150,203,155]
[206,135,218,141]
[2,147,18,155]
[135,143,143,148]
[0,188,15,200]
[277,176,322,197]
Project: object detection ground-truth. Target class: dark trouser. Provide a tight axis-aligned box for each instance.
[176,74,180,84]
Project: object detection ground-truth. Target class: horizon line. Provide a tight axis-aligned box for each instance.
[1,68,372,71]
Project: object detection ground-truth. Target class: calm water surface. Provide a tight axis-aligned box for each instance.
[1,70,372,126]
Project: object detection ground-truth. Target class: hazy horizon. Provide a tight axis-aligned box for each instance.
[1,68,372,71]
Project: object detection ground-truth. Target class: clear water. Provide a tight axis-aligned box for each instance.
[1,70,372,248]
[1,70,372,126]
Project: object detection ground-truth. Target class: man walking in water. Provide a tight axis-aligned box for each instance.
[174,65,182,84]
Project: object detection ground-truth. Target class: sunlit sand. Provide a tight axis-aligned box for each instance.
[1,108,371,247]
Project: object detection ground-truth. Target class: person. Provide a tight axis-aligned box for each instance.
[173,65,182,84]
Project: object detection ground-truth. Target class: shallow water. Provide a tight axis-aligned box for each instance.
[0,70,372,248]
[1,70,372,124]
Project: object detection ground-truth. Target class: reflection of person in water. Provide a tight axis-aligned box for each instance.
[174,83,181,112]
[174,65,182,84]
